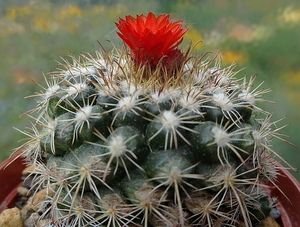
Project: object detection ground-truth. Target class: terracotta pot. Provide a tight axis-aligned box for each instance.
[268,165,300,227]
[0,153,27,212]
[0,154,299,226]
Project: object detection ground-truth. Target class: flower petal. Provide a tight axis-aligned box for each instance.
[116,12,188,68]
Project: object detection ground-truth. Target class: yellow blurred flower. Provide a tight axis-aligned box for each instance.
[221,51,248,65]
[184,26,203,50]
[280,71,300,103]
[279,6,300,24]
[59,5,82,19]
[107,4,128,20]
[55,5,82,33]
[4,6,32,20]
[34,17,52,32]
[282,70,300,86]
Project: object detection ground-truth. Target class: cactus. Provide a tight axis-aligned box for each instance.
[16,12,293,227]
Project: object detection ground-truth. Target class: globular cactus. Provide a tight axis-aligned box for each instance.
[17,12,292,227]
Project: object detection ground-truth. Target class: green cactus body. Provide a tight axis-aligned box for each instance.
[16,12,293,227]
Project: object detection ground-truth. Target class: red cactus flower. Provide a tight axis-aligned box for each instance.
[116,12,188,68]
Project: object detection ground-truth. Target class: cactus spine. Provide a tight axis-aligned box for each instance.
[16,12,292,227]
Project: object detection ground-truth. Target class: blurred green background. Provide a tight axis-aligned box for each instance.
[1,0,299,180]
